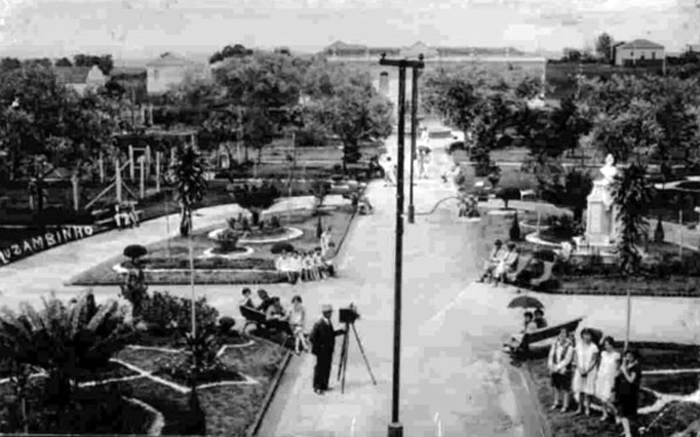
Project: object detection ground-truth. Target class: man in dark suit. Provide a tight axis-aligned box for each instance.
[309,304,345,394]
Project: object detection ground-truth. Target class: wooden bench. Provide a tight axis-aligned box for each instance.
[509,317,584,357]
[505,256,532,284]
[520,317,584,351]
[239,306,293,346]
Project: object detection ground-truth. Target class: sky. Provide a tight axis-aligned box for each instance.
[0,0,699,61]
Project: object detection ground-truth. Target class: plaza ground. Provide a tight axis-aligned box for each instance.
[2,133,700,436]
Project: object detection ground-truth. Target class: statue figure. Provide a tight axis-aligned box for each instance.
[599,154,618,210]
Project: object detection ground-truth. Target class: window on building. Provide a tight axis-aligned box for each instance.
[630,51,634,57]
[652,52,656,59]
[640,53,645,60]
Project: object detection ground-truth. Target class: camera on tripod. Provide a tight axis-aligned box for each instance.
[339,303,360,325]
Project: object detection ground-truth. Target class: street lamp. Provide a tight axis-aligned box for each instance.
[378,53,424,437]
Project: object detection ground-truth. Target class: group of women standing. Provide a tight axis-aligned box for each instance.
[275,249,332,283]
[548,328,642,437]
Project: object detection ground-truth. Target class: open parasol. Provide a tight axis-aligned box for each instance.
[507,295,544,310]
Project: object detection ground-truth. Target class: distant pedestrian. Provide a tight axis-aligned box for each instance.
[309,304,345,394]
[288,296,309,354]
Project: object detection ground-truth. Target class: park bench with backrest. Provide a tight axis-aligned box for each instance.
[239,305,293,346]
[513,317,584,356]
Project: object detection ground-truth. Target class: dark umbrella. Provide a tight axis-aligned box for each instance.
[508,295,544,310]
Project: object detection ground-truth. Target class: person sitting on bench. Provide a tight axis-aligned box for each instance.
[127,202,140,228]
[478,240,506,283]
[494,243,520,285]
[239,288,255,309]
[534,308,548,328]
[265,297,292,335]
[504,311,539,352]
[257,289,275,313]
[114,203,130,228]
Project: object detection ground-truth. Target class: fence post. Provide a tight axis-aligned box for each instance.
[139,156,146,199]
[156,152,162,193]
[129,145,135,181]
[115,157,122,204]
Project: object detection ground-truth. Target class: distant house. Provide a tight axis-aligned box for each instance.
[53,65,107,95]
[110,66,148,103]
[613,39,665,66]
[687,44,700,54]
[146,52,211,95]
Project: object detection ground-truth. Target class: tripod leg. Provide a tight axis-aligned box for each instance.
[341,324,350,393]
[337,326,349,381]
[352,323,377,385]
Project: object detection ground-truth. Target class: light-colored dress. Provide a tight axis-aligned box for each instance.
[572,342,599,395]
[289,305,306,335]
[595,350,621,402]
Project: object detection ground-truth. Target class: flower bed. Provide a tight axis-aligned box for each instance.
[154,358,245,386]
[0,381,155,435]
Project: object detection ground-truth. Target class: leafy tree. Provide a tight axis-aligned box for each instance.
[562,48,582,62]
[562,169,593,221]
[55,57,73,67]
[595,33,614,63]
[209,43,254,64]
[0,57,22,72]
[243,106,275,164]
[23,58,52,69]
[497,186,521,209]
[172,145,208,237]
[611,163,655,276]
[73,54,114,75]
[303,66,392,171]
[231,183,280,226]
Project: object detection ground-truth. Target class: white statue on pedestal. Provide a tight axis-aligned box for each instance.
[599,153,618,211]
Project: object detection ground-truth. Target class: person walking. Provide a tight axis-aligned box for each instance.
[596,336,621,422]
[572,328,600,416]
[615,349,642,437]
[309,304,345,395]
[548,328,574,412]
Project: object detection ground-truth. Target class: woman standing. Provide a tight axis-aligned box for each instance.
[548,328,574,412]
[596,336,621,422]
[572,328,600,416]
[288,296,309,354]
[615,349,642,437]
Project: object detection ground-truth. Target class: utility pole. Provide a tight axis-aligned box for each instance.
[379,53,424,437]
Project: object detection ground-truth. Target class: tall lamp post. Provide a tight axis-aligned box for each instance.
[408,66,420,224]
[379,53,424,437]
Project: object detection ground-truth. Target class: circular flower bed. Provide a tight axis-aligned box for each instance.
[201,246,254,259]
[208,227,303,245]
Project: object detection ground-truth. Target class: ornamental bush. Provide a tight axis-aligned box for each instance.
[654,216,665,243]
[496,187,521,209]
[271,242,294,254]
[140,291,219,335]
[123,244,148,262]
[510,213,521,241]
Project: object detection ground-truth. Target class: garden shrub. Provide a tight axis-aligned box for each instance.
[510,213,521,241]
[123,244,148,262]
[216,229,239,252]
[218,317,236,335]
[268,215,281,229]
[496,187,521,209]
[140,291,219,335]
[654,216,665,243]
[271,242,294,254]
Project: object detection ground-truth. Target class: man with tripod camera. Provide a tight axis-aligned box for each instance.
[310,304,345,395]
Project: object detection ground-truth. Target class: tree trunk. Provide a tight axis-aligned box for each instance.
[180,204,191,237]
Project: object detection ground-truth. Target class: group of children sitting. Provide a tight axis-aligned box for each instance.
[275,249,335,284]
[478,239,521,285]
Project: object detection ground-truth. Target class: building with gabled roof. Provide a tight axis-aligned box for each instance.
[53,65,107,95]
[613,39,665,66]
[146,52,211,95]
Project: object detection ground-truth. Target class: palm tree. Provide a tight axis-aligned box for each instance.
[172,145,208,237]
[0,292,133,411]
[610,162,655,350]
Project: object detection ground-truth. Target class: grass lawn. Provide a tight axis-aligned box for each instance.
[525,342,700,437]
[114,336,288,437]
[69,203,356,286]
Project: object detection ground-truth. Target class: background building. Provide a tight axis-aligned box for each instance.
[146,52,211,95]
[53,65,107,95]
[613,39,665,66]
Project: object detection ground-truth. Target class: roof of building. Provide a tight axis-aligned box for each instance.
[110,66,147,77]
[53,66,101,84]
[617,39,664,49]
[146,52,194,67]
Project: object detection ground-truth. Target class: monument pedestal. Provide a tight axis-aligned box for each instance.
[585,180,618,247]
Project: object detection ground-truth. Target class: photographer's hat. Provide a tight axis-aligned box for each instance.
[322,304,333,312]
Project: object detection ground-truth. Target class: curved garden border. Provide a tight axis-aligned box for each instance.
[208,227,304,245]
[201,246,254,259]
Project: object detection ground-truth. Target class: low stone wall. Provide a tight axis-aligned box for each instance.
[142,269,285,285]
